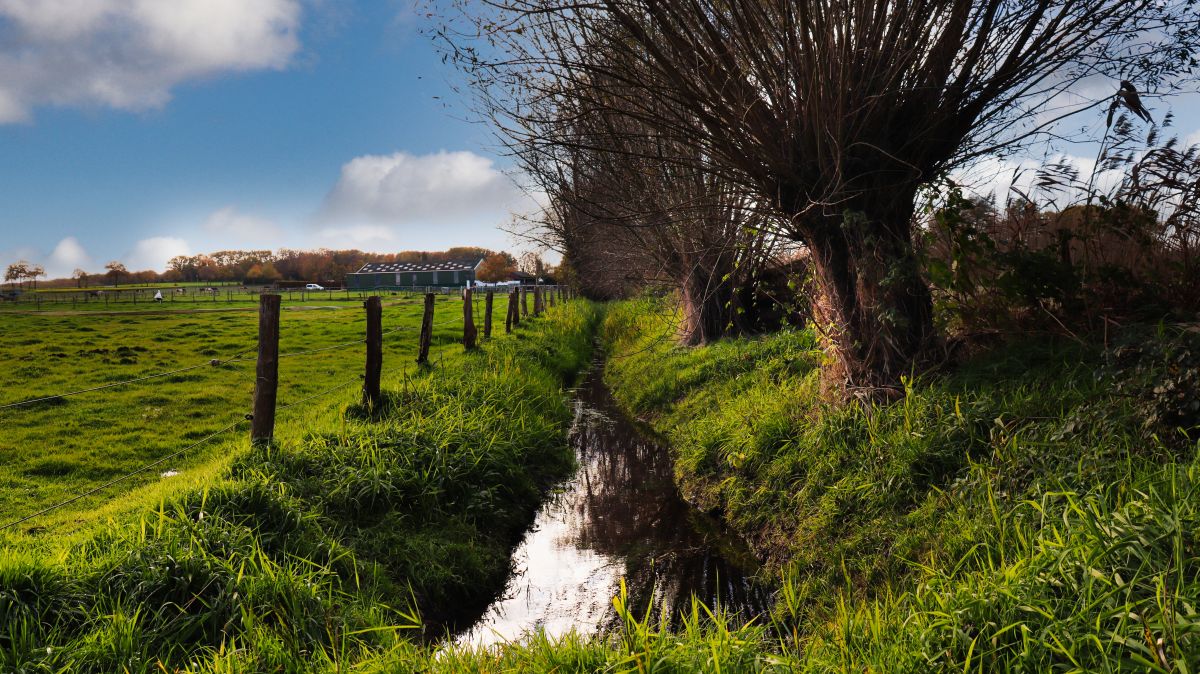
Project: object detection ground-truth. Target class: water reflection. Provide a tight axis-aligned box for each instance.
[458,366,769,648]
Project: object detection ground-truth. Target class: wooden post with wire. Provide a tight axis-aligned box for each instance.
[521,287,529,318]
[417,293,435,364]
[463,287,477,350]
[548,286,556,309]
[484,291,494,339]
[251,294,281,445]
[532,286,540,316]
[363,295,382,409]
[506,289,517,332]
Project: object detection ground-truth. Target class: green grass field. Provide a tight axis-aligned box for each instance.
[1,296,598,672]
[10,294,1194,671]
[0,294,501,549]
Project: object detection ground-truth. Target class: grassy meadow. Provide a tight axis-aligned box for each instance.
[5,292,1198,672]
[1,296,600,672]
[0,294,505,548]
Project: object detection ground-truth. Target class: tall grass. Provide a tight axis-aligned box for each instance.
[801,459,1200,671]
[596,296,1200,672]
[7,295,1196,672]
[0,301,599,672]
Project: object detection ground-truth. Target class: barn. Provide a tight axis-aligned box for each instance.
[345,259,484,290]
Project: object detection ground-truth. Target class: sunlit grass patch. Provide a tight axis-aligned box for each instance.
[1,300,599,671]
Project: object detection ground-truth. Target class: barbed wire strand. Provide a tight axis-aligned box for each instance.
[0,418,245,532]
[1,311,466,411]
[0,346,256,412]
[2,371,368,532]
[277,339,365,359]
[278,376,363,411]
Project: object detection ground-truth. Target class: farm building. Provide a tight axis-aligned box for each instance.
[345,259,484,290]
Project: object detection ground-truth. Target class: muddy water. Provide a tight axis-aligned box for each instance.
[458,365,769,647]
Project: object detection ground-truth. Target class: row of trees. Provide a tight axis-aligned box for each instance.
[442,0,1200,394]
[5,260,144,289]
[6,248,548,290]
[162,247,499,284]
[4,261,45,289]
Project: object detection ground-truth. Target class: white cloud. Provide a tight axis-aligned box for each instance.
[316,225,398,247]
[0,237,93,280]
[45,236,93,278]
[954,151,1126,209]
[0,0,302,123]
[203,206,282,245]
[126,236,191,272]
[317,150,534,229]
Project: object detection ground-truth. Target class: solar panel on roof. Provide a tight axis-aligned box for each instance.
[351,258,482,274]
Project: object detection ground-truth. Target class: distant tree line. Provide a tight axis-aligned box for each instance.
[3,261,45,289]
[6,247,547,290]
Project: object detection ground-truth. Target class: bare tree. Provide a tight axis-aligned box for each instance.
[537,115,784,343]
[5,261,30,290]
[27,264,44,289]
[443,0,1200,392]
[105,261,128,287]
[517,251,546,278]
[73,268,89,288]
[462,24,787,342]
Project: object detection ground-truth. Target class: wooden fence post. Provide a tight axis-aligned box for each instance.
[484,291,494,339]
[521,287,529,318]
[463,288,477,350]
[363,296,382,408]
[548,286,556,308]
[533,287,542,316]
[506,289,517,332]
[417,293,434,364]
[251,294,281,445]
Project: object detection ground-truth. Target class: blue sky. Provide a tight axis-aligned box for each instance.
[0,1,536,278]
[1,1,1197,278]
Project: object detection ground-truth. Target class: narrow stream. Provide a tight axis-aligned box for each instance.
[457,364,769,647]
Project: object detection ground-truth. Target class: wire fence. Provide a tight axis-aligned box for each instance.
[0,418,247,532]
[0,287,575,533]
[0,346,256,412]
[0,284,527,311]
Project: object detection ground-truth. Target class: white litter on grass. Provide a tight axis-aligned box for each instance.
[160,470,179,478]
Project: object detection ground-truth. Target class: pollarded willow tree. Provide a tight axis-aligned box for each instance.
[527,69,786,343]
[445,0,1200,393]
[551,134,782,344]
[452,16,786,343]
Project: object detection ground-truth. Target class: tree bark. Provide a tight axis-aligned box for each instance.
[801,205,935,394]
[679,273,741,346]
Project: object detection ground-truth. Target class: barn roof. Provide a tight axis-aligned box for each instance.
[351,259,483,274]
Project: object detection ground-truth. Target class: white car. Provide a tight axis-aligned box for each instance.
[305,283,325,290]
